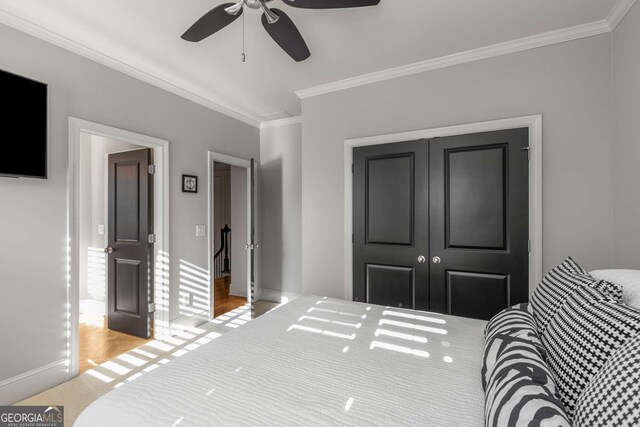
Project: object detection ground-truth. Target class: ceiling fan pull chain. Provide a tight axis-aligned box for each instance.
[241,11,246,62]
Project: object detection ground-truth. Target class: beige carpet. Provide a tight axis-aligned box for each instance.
[16,300,279,427]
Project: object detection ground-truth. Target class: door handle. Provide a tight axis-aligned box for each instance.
[104,246,114,254]
[417,255,426,264]
[432,256,441,265]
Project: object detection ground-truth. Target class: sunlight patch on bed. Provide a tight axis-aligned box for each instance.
[287,324,356,340]
[378,319,447,335]
[369,341,430,358]
[382,310,447,325]
[298,315,361,329]
[344,397,354,412]
[374,328,427,343]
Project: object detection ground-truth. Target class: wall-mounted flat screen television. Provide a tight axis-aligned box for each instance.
[0,69,47,179]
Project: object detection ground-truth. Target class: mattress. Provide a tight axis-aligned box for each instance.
[75,296,487,426]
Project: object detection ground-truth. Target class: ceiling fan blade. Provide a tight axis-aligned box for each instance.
[182,3,242,42]
[262,8,311,62]
[282,0,380,9]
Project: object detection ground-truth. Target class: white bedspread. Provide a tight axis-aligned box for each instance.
[75,296,486,426]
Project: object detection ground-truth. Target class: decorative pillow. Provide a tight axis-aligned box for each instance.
[573,333,640,427]
[542,285,640,419]
[483,304,544,391]
[485,303,538,342]
[591,269,640,309]
[529,257,622,333]
[484,335,570,427]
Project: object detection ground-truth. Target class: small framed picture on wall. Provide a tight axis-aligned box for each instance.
[182,174,198,193]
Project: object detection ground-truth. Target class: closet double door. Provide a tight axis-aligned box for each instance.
[352,128,529,320]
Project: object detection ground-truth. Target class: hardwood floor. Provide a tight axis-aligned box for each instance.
[213,275,247,318]
[78,318,152,374]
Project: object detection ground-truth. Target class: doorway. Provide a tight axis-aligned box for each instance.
[68,118,170,377]
[347,116,543,321]
[207,152,259,320]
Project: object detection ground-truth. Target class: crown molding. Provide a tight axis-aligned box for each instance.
[296,20,610,99]
[260,116,303,129]
[296,0,637,100]
[0,8,261,128]
[607,0,637,29]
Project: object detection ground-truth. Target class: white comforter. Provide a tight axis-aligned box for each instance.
[75,296,486,426]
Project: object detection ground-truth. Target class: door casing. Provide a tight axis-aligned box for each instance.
[68,117,170,378]
[344,115,543,303]
[207,151,256,321]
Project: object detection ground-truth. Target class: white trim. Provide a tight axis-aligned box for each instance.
[260,116,303,129]
[207,152,254,320]
[229,284,247,297]
[68,117,171,379]
[607,0,638,29]
[344,115,543,302]
[297,0,637,99]
[0,359,68,405]
[259,288,301,304]
[0,8,260,128]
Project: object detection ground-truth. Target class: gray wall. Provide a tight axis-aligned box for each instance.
[612,1,640,269]
[0,22,258,398]
[260,123,302,296]
[301,34,615,299]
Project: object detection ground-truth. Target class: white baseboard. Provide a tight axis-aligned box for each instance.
[229,284,247,298]
[169,308,209,335]
[0,359,69,405]
[258,288,301,304]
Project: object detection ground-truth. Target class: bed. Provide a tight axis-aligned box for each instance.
[75,296,487,426]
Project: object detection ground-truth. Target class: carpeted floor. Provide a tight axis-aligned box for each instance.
[16,300,279,427]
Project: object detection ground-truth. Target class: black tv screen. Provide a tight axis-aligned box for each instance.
[0,69,47,179]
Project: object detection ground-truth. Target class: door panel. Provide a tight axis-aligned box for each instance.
[115,260,141,315]
[107,148,152,338]
[430,128,529,320]
[447,146,506,249]
[353,140,429,310]
[366,155,414,245]
[366,264,414,308]
[446,271,509,319]
[114,162,140,242]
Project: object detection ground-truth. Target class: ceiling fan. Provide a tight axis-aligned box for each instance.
[181,0,381,62]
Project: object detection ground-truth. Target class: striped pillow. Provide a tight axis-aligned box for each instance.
[529,257,622,333]
[573,333,640,426]
[542,286,640,419]
[484,335,570,427]
[482,304,543,391]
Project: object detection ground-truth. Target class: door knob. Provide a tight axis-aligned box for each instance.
[104,246,114,254]
[432,256,441,264]
[417,255,426,264]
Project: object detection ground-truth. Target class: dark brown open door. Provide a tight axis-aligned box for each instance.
[106,148,153,338]
[429,128,529,320]
[249,158,257,319]
[353,140,429,310]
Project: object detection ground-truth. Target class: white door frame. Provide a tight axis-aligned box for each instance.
[344,114,543,302]
[67,117,170,378]
[207,151,254,320]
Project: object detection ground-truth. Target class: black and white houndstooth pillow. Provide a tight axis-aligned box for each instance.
[573,333,640,427]
[542,285,640,419]
[484,334,570,427]
[529,257,623,333]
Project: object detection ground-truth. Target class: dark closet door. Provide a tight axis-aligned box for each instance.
[429,128,529,320]
[106,148,153,338]
[353,140,429,310]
